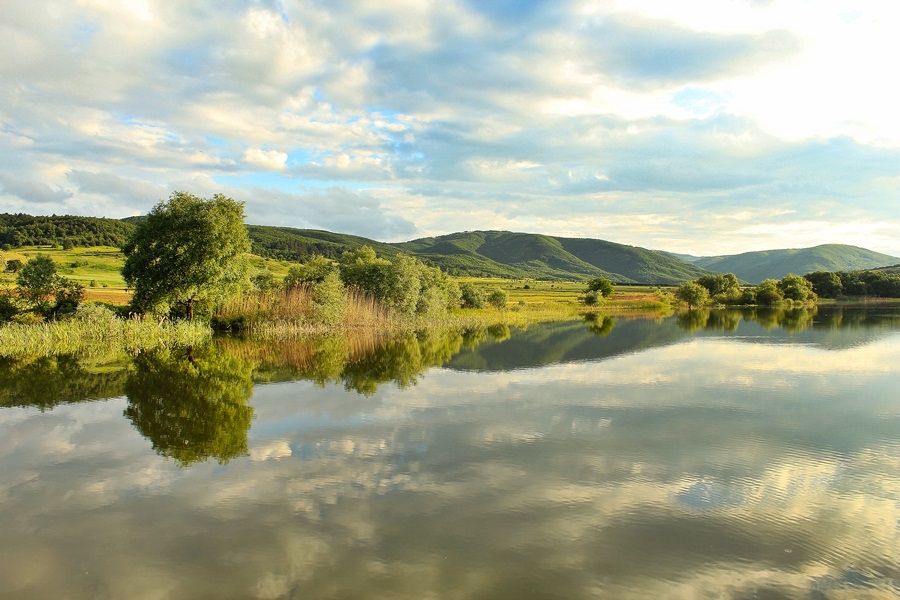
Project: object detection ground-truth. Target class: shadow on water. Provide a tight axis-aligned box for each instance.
[2,305,899,465]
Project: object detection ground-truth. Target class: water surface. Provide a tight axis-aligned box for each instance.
[2,306,899,598]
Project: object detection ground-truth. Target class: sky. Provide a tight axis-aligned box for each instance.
[2,0,899,257]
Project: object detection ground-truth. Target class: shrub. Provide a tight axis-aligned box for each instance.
[459,283,485,308]
[487,288,508,309]
[0,290,19,322]
[310,272,347,326]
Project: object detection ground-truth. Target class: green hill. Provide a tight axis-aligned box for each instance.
[0,213,135,249]
[5,213,896,286]
[692,244,900,284]
[396,231,710,283]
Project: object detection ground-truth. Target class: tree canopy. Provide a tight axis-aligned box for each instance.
[122,192,251,318]
[585,276,615,298]
[675,281,710,310]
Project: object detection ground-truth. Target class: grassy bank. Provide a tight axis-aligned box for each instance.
[0,305,211,359]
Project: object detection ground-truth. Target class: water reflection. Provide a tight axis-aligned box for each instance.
[1,306,900,598]
[0,354,129,411]
[123,346,255,466]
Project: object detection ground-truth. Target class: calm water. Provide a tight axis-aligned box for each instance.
[2,306,900,599]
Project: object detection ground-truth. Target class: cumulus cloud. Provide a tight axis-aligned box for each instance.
[0,0,898,253]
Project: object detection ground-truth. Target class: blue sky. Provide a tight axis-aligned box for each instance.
[2,0,899,256]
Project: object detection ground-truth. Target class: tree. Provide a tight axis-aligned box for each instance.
[487,288,508,309]
[5,259,23,273]
[459,282,486,308]
[696,273,740,301]
[122,192,251,319]
[778,273,816,302]
[675,281,709,310]
[124,346,254,466]
[284,255,335,287]
[16,255,59,309]
[755,279,784,305]
[585,276,615,298]
[805,271,842,298]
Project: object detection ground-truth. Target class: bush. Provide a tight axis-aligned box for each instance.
[310,272,347,326]
[459,283,485,308]
[487,288,508,309]
[0,290,19,322]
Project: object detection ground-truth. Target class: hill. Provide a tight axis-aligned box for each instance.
[244,227,711,283]
[0,213,135,249]
[4,213,897,285]
[691,244,900,284]
[396,231,711,283]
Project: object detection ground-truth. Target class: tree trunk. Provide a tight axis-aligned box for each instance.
[186,297,194,320]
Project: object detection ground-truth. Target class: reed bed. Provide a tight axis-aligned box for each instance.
[214,286,408,340]
[0,305,211,359]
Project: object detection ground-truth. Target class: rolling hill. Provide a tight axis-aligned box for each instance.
[395,231,711,284]
[690,244,900,284]
[4,213,898,285]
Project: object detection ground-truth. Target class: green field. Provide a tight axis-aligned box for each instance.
[1,246,296,305]
[2,246,669,312]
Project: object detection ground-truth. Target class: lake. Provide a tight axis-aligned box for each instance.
[2,306,900,599]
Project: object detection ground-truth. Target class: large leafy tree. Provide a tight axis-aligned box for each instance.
[585,276,615,298]
[675,281,710,310]
[122,192,251,319]
[16,254,59,308]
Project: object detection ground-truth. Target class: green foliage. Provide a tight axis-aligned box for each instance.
[310,272,347,326]
[675,281,710,309]
[805,271,843,298]
[585,276,615,297]
[122,192,252,319]
[487,288,508,309]
[696,273,739,298]
[53,279,85,316]
[0,289,19,322]
[5,259,22,273]
[250,271,278,292]
[755,279,784,305]
[339,246,459,317]
[778,273,816,302]
[581,290,600,306]
[0,213,135,248]
[459,282,486,308]
[124,346,254,466]
[284,254,335,287]
[16,255,59,308]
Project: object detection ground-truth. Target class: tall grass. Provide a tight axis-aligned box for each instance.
[0,304,211,359]
[214,286,404,339]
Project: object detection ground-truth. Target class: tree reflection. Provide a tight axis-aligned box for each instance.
[124,346,254,466]
[584,313,615,336]
[0,354,128,411]
[674,307,821,333]
[340,329,465,395]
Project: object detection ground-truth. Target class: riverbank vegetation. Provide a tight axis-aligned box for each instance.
[9,191,898,359]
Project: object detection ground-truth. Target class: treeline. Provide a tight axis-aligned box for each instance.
[676,267,900,310]
[0,213,135,249]
[805,269,900,298]
[675,273,817,308]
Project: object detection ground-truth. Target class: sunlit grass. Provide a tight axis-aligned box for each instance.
[0,305,211,359]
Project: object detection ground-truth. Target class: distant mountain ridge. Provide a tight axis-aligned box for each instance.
[687,244,900,284]
[2,213,898,284]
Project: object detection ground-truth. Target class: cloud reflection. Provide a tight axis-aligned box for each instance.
[0,321,899,597]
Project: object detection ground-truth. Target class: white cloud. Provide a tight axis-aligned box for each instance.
[0,0,898,253]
